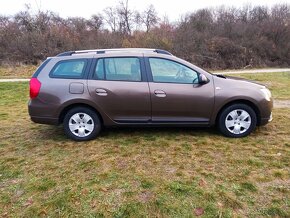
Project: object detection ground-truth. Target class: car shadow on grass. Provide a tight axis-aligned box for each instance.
[103,126,220,136]
[35,124,221,142]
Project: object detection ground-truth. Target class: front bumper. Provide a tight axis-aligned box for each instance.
[260,112,273,126]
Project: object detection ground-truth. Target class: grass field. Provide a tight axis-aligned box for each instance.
[0,73,289,217]
[227,72,290,100]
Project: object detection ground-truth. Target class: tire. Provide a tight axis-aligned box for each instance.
[218,104,257,138]
[63,107,101,141]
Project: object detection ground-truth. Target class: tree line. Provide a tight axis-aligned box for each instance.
[0,1,290,69]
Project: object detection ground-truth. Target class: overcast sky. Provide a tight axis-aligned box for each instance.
[1,0,289,21]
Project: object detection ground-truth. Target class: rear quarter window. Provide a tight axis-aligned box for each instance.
[50,59,87,79]
[32,58,51,78]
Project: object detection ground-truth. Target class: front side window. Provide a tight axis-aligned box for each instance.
[51,59,87,78]
[149,58,198,84]
[94,57,141,81]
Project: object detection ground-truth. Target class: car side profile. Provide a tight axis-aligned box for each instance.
[28,48,273,141]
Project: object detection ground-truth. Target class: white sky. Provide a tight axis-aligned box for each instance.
[0,0,289,21]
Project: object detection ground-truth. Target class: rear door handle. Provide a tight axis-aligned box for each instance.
[154,90,166,97]
[96,88,107,96]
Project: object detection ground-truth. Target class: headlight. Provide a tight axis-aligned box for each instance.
[260,87,272,101]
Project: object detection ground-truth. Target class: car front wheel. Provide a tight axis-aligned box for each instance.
[63,107,101,141]
[218,104,257,138]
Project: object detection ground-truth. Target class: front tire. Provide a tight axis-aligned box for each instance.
[63,107,101,141]
[218,104,257,138]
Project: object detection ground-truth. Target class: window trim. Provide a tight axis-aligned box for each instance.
[145,57,200,84]
[49,58,89,79]
[89,56,147,82]
[93,58,106,80]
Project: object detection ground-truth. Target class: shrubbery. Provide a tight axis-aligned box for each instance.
[0,2,289,69]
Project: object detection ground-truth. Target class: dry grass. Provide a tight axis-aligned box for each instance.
[0,65,37,79]
[0,75,289,217]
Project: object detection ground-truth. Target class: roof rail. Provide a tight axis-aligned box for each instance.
[56,48,172,57]
[155,49,172,55]
[56,51,75,56]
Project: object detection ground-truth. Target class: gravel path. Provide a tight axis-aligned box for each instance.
[274,100,290,108]
[214,68,290,74]
[0,68,290,82]
[0,78,29,82]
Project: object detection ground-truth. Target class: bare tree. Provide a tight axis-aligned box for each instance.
[88,14,103,31]
[103,7,118,32]
[116,0,134,35]
[134,11,142,31]
[141,5,159,32]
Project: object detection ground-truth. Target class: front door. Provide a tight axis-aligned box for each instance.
[147,57,214,124]
[88,57,151,123]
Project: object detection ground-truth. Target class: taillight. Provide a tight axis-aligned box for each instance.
[30,78,41,99]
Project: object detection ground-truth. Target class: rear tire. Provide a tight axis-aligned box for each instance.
[63,107,101,141]
[218,104,257,138]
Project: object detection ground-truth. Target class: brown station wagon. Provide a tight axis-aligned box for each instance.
[28,48,273,141]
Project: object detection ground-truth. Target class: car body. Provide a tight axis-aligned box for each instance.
[28,48,273,140]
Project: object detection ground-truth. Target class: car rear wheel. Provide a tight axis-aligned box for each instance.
[63,107,101,141]
[218,104,257,138]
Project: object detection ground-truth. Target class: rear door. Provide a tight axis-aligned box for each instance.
[146,57,214,124]
[87,56,151,123]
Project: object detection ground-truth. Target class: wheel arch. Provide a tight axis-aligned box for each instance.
[215,99,261,126]
[58,103,104,125]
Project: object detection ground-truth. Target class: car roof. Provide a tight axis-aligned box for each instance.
[55,48,173,58]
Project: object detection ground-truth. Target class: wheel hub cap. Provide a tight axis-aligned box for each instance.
[225,109,251,134]
[69,113,94,137]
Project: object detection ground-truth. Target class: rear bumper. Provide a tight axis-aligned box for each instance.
[28,99,59,125]
[30,116,59,125]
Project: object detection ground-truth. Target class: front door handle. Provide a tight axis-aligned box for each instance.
[154,90,166,97]
[96,88,107,96]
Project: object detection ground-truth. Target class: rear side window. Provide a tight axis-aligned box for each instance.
[94,57,141,81]
[50,59,87,78]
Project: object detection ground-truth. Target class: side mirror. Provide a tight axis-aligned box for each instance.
[199,74,209,84]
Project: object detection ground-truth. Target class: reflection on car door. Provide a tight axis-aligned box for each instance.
[88,57,151,123]
[146,57,214,124]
